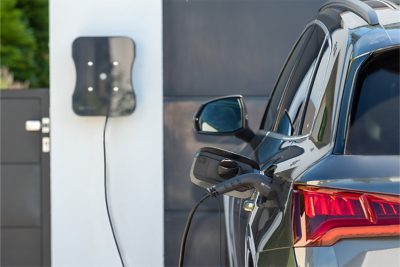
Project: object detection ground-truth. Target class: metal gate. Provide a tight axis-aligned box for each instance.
[1,89,50,267]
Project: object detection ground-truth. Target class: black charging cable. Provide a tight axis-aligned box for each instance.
[179,173,278,266]
[103,112,126,267]
[178,193,212,267]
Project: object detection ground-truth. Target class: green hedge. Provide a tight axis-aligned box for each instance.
[1,0,49,88]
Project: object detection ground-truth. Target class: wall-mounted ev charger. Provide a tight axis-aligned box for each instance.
[72,36,136,116]
[72,36,137,267]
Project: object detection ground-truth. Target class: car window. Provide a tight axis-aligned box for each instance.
[273,25,326,136]
[261,25,315,132]
[346,48,400,155]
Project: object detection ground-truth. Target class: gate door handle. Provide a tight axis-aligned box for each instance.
[25,118,50,133]
[25,120,41,132]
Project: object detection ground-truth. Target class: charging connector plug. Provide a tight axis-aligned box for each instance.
[208,173,277,199]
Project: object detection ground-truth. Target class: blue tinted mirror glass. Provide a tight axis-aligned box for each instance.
[197,97,243,133]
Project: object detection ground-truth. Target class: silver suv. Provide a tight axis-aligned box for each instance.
[189,0,400,266]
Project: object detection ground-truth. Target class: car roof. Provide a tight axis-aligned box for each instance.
[316,0,400,58]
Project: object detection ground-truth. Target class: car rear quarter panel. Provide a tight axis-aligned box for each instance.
[294,154,400,267]
[295,238,400,267]
[296,155,400,196]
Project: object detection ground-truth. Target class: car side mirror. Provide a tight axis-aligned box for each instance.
[194,95,255,142]
[194,95,246,134]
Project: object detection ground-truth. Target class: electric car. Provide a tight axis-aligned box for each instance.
[189,0,400,266]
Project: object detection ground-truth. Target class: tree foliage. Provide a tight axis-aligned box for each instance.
[1,0,49,88]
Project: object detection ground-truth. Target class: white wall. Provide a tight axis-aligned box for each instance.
[50,0,163,266]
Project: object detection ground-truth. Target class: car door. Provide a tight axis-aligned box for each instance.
[224,24,318,267]
[237,22,331,266]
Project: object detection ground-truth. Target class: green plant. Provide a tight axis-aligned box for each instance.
[0,0,49,89]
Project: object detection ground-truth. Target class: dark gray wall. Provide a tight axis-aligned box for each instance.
[163,1,325,266]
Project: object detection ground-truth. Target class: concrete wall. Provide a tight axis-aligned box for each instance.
[50,0,163,266]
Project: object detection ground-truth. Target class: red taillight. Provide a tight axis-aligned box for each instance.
[292,185,400,246]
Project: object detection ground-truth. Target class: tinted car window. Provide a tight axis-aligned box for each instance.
[261,26,315,132]
[346,48,400,155]
[274,26,326,135]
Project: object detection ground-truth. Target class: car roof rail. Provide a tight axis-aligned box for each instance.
[320,0,380,25]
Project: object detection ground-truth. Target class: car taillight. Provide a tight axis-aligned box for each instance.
[292,185,400,247]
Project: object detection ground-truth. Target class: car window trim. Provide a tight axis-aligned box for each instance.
[272,20,332,140]
[259,23,313,130]
[272,27,316,133]
[298,37,333,136]
[293,20,332,137]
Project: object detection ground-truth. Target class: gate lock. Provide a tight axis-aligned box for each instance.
[25,117,50,153]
